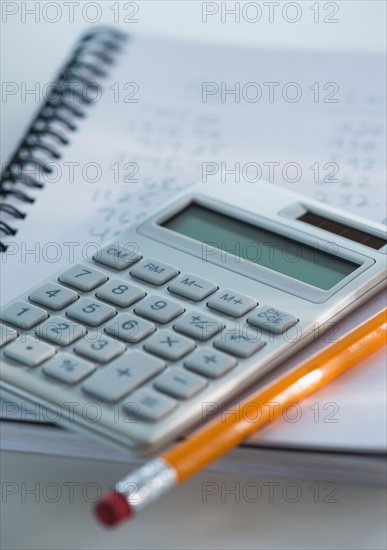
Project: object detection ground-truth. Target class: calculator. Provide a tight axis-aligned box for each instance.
[1,179,386,456]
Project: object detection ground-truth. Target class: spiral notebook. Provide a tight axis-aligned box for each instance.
[1,28,386,484]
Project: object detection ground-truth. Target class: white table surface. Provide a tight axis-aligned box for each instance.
[1,2,386,549]
[2,450,387,550]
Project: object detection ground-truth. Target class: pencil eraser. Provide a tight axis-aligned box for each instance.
[95,490,132,527]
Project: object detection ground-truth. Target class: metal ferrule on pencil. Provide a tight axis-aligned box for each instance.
[115,458,177,512]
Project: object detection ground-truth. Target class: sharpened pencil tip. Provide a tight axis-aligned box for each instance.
[95,490,132,527]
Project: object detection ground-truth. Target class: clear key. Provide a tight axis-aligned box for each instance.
[247,306,298,334]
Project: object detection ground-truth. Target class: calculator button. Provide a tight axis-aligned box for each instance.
[213,327,266,358]
[29,282,78,310]
[93,243,141,271]
[207,289,257,317]
[36,316,86,346]
[0,300,48,330]
[82,351,165,403]
[66,298,116,327]
[104,313,155,343]
[185,348,237,378]
[144,330,195,361]
[123,388,176,421]
[134,295,184,324]
[174,311,224,341]
[130,258,179,286]
[4,336,55,367]
[43,353,95,384]
[247,306,299,334]
[154,368,207,399]
[59,265,107,292]
[0,323,17,347]
[168,274,217,301]
[74,335,125,363]
[96,280,145,308]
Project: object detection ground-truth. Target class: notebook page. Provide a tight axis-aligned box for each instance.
[1,34,386,452]
[2,35,386,302]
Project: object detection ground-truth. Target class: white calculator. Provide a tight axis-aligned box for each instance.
[1,179,386,455]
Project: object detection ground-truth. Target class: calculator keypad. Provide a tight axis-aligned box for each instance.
[185,348,237,378]
[247,306,299,334]
[207,289,257,317]
[144,330,195,361]
[154,368,207,399]
[93,243,141,271]
[213,328,266,358]
[96,280,145,308]
[130,258,179,286]
[168,273,217,301]
[82,351,165,403]
[74,335,125,363]
[36,316,86,346]
[5,336,55,367]
[124,388,176,421]
[29,282,78,310]
[104,313,155,343]
[43,353,95,384]
[134,295,184,324]
[174,311,224,341]
[0,300,48,330]
[66,298,116,327]
[59,265,107,291]
[0,249,301,450]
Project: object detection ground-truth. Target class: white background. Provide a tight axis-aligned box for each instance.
[1,2,386,549]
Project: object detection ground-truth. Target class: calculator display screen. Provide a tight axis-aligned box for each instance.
[163,203,360,290]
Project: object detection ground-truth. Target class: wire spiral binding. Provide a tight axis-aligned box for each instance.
[0,27,127,252]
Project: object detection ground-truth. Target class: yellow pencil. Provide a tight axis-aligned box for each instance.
[95,309,387,526]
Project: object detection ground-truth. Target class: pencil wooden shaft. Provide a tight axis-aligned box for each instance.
[164,309,386,483]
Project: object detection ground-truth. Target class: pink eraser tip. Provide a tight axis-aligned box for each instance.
[95,490,132,527]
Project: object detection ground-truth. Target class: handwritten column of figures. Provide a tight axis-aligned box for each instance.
[88,104,225,242]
